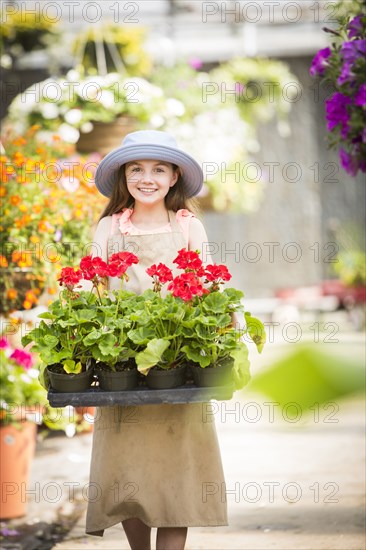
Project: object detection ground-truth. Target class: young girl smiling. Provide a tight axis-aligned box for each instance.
[85,130,227,550]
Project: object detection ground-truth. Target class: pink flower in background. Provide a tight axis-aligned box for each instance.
[189,57,203,70]
[0,337,9,349]
[60,176,80,193]
[10,349,33,370]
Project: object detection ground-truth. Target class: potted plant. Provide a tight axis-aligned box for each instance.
[0,337,46,519]
[6,72,174,155]
[132,249,266,389]
[21,252,140,392]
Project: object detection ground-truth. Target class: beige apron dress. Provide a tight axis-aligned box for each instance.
[86,210,228,536]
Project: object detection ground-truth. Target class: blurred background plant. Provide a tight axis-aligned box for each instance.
[0,7,60,61]
[71,24,152,77]
[0,334,83,434]
[310,6,366,176]
[0,125,104,315]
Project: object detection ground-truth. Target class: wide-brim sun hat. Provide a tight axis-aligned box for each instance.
[94,130,203,198]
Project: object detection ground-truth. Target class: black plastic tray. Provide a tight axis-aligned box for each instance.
[48,382,235,407]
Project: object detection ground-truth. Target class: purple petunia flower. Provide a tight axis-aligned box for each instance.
[354,83,366,106]
[337,62,354,86]
[340,39,366,63]
[339,148,359,176]
[325,92,352,138]
[10,349,33,370]
[309,47,332,76]
[347,15,364,39]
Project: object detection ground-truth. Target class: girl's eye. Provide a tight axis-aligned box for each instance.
[130,167,141,172]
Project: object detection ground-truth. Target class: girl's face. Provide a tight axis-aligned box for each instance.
[125,160,179,205]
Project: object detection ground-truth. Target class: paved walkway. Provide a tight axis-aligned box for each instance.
[4,322,365,550]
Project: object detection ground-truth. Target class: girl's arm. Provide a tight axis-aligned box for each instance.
[78,216,112,291]
[90,216,112,262]
[188,217,213,264]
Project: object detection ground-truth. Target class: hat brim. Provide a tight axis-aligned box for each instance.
[95,143,203,198]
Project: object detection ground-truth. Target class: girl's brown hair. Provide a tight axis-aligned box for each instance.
[99,163,200,220]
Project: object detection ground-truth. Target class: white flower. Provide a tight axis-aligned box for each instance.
[150,115,165,128]
[64,108,83,125]
[58,123,80,143]
[99,90,115,108]
[80,122,94,133]
[166,98,185,117]
[66,69,80,81]
[39,103,59,119]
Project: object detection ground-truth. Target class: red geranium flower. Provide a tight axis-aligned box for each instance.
[80,255,110,280]
[168,272,208,301]
[205,264,232,283]
[108,251,139,278]
[58,267,82,289]
[173,248,203,272]
[146,263,173,284]
[79,255,97,280]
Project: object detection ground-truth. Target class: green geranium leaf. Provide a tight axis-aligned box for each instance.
[37,312,57,320]
[128,326,156,345]
[230,342,251,390]
[43,335,59,348]
[202,292,229,314]
[136,338,170,375]
[63,360,83,374]
[98,333,118,355]
[245,313,266,353]
[83,330,102,345]
[181,345,212,368]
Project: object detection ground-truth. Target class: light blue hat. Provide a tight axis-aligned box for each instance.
[95,130,203,198]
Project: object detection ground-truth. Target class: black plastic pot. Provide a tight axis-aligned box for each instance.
[191,362,233,387]
[47,365,94,393]
[146,364,187,390]
[97,368,138,391]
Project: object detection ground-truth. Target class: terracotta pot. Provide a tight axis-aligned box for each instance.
[0,421,37,519]
[146,365,187,390]
[76,116,136,156]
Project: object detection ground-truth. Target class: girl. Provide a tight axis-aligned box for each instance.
[85,130,227,550]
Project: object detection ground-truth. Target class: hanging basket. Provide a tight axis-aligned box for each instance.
[76,116,137,156]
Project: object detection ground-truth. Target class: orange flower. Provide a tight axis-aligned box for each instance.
[47,287,57,295]
[25,290,38,303]
[0,187,7,197]
[30,235,40,243]
[0,255,8,267]
[6,288,18,300]
[38,220,48,232]
[32,204,42,214]
[23,300,33,310]
[9,195,21,205]
[13,137,27,147]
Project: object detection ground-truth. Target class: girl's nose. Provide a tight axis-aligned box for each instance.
[140,173,154,183]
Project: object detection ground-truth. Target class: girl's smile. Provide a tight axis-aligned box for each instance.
[125,160,178,203]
